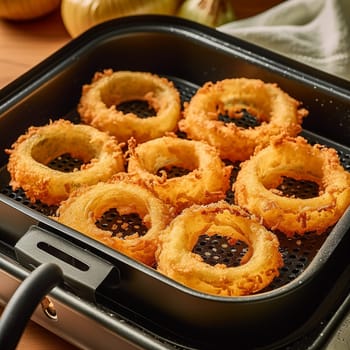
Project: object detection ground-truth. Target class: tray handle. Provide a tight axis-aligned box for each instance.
[14,225,120,303]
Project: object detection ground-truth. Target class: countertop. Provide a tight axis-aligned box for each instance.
[0,1,282,349]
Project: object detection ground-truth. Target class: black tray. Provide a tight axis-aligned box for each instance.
[0,15,349,350]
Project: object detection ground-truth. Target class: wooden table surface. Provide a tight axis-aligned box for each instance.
[0,1,283,349]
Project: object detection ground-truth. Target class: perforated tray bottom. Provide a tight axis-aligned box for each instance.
[1,77,349,294]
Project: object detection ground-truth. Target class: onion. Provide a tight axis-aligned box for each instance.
[176,0,235,27]
[0,0,61,20]
[61,0,182,38]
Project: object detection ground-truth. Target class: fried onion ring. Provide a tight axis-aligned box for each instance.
[126,135,232,212]
[156,201,283,296]
[78,69,181,143]
[6,119,124,205]
[234,136,350,237]
[179,78,308,161]
[56,179,172,266]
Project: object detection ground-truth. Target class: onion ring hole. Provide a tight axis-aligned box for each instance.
[95,208,148,239]
[116,100,156,119]
[218,108,261,128]
[274,176,320,199]
[48,153,84,172]
[156,165,191,178]
[192,234,249,268]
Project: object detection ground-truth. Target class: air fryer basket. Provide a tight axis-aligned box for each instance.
[0,15,350,349]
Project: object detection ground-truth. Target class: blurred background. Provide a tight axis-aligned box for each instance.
[0,0,284,88]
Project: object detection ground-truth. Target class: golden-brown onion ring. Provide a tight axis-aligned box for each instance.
[179,78,308,161]
[78,69,181,143]
[234,136,350,237]
[156,201,283,296]
[6,119,124,205]
[126,135,232,212]
[56,179,172,266]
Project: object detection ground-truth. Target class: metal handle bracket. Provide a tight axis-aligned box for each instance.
[14,225,120,302]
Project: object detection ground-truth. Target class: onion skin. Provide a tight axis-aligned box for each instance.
[61,0,182,37]
[176,0,235,27]
[0,0,61,20]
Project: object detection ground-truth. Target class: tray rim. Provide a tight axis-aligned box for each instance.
[0,14,350,348]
